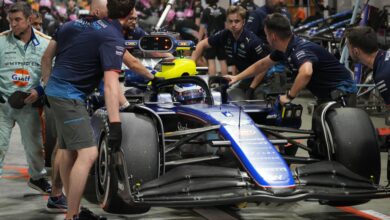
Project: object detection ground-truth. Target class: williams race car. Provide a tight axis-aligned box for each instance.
[89,34,390,213]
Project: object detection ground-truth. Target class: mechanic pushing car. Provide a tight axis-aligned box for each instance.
[225,13,357,106]
[191,5,270,100]
[345,26,390,123]
[44,0,136,219]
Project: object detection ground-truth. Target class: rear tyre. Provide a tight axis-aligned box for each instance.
[95,113,159,214]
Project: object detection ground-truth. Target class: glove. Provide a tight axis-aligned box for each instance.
[44,95,51,108]
[245,87,255,100]
[0,95,5,103]
[150,76,164,85]
[108,122,122,152]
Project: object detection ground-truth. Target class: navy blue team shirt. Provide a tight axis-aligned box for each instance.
[126,27,147,40]
[45,16,126,101]
[270,35,357,99]
[246,5,290,43]
[208,29,269,72]
[373,49,390,105]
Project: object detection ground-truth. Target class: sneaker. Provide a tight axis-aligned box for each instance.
[78,207,107,220]
[28,177,52,194]
[46,194,67,213]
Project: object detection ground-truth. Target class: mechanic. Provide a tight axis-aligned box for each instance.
[345,26,390,123]
[245,0,291,99]
[44,0,136,219]
[225,13,357,106]
[198,0,228,76]
[41,0,161,217]
[191,5,270,100]
[124,8,172,58]
[0,2,52,193]
[246,0,290,43]
[233,0,258,16]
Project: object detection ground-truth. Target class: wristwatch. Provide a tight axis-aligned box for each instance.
[286,90,295,100]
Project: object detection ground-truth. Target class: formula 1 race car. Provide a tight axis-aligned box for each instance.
[87,34,390,215]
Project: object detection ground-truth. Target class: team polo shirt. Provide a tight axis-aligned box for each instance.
[270,35,357,99]
[45,16,125,100]
[208,29,269,72]
[126,27,147,40]
[246,5,290,43]
[373,49,390,105]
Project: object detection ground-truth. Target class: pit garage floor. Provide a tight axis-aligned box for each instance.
[1,96,389,220]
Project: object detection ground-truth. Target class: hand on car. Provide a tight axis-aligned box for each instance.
[223,75,238,85]
[279,95,292,105]
[151,76,165,85]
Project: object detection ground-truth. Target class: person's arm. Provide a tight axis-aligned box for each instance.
[123,50,154,80]
[249,70,266,89]
[198,25,206,42]
[104,70,121,122]
[191,38,210,62]
[25,40,57,104]
[279,61,313,105]
[41,40,57,84]
[224,55,276,85]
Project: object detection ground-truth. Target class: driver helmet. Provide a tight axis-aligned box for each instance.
[172,84,205,105]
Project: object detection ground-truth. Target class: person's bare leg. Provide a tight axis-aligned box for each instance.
[208,59,216,76]
[219,60,228,76]
[51,144,63,197]
[65,146,98,219]
[59,149,76,197]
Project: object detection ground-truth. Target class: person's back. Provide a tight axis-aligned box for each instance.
[201,3,226,37]
[282,36,355,99]
[246,0,290,43]
[372,50,390,105]
[345,26,390,106]
[198,0,228,76]
[45,1,135,219]
[47,16,125,99]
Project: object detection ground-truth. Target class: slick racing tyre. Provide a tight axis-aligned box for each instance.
[95,112,159,214]
[323,107,380,206]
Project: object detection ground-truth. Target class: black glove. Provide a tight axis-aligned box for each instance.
[44,95,51,108]
[245,87,255,100]
[108,122,122,152]
[151,76,164,85]
[0,95,5,103]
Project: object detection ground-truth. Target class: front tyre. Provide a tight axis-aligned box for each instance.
[324,107,380,206]
[95,112,159,214]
